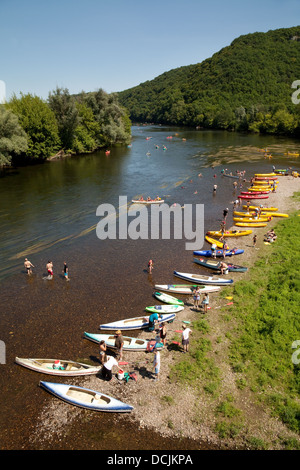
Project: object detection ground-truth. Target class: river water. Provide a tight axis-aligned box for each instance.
[0,125,299,450]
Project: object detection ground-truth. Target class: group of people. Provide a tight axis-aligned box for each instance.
[264,229,277,243]
[24,258,69,280]
[192,287,210,312]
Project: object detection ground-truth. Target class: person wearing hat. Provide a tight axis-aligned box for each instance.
[114,330,124,360]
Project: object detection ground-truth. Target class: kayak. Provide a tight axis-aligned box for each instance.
[233,217,271,222]
[242,205,278,212]
[254,176,278,181]
[193,249,244,257]
[154,284,220,294]
[83,332,162,351]
[238,195,269,199]
[40,381,133,412]
[205,236,227,249]
[153,291,184,305]
[99,313,176,330]
[238,211,288,218]
[255,173,277,177]
[260,212,288,218]
[131,199,164,204]
[145,305,184,314]
[173,271,234,285]
[193,257,247,273]
[240,191,270,195]
[15,357,100,376]
[235,222,267,227]
[206,230,252,238]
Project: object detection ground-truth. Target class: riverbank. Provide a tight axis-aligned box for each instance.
[28,174,300,450]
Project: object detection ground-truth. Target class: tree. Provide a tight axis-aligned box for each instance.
[0,106,28,166]
[48,87,79,150]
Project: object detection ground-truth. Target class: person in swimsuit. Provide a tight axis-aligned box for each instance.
[63,262,69,280]
[24,258,34,275]
[46,261,53,279]
[159,322,167,346]
[193,286,201,310]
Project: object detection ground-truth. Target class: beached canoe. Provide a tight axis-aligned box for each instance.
[15,357,100,376]
[238,194,269,200]
[206,230,252,238]
[154,284,220,294]
[233,217,271,223]
[193,257,247,273]
[145,304,184,314]
[40,381,133,412]
[83,332,162,351]
[235,222,267,227]
[193,249,244,257]
[205,236,226,248]
[153,291,184,305]
[99,313,176,330]
[242,205,278,211]
[260,212,288,218]
[237,210,288,218]
[131,199,164,204]
[173,271,234,285]
[254,176,278,181]
[241,190,270,195]
[254,173,277,177]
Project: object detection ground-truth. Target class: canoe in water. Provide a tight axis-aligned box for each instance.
[83,332,162,351]
[193,257,247,272]
[173,271,234,285]
[15,357,100,376]
[131,199,164,204]
[40,381,133,412]
[153,291,184,305]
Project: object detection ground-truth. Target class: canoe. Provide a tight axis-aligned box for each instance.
[193,248,244,257]
[247,187,272,192]
[239,211,288,218]
[235,222,267,227]
[238,195,269,199]
[254,176,278,181]
[252,180,277,185]
[153,291,184,305]
[206,230,252,238]
[240,191,270,195]
[233,217,271,223]
[145,304,184,314]
[40,381,133,412]
[99,313,176,330]
[15,357,100,376]
[255,173,277,177]
[131,199,164,204]
[205,235,227,248]
[260,212,288,218]
[173,271,234,285]
[242,205,278,212]
[193,257,247,273]
[154,284,220,294]
[83,332,162,351]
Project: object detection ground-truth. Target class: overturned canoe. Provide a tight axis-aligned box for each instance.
[173,271,233,285]
[83,332,162,351]
[193,257,247,273]
[40,381,133,412]
[153,291,184,305]
[100,313,176,330]
[15,357,100,376]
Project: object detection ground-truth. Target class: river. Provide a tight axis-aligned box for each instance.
[0,125,299,450]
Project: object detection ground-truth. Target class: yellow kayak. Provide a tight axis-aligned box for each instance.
[206,230,252,238]
[205,236,226,248]
[234,210,288,218]
[233,217,272,223]
[261,212,288,218]
[255,173,277,177]
[253,180,278,185]
[235,222,267,228]
[242,205,278,212]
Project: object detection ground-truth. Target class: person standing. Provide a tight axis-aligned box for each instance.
[159,322,167,347]
[46,261,53,279]
[99,340,107,365]
[148,259,153,274]
[101,354,119,381]
[153,349,160,381]
[253,234,257,248]
[202,293,209,314]
[24,258,34,276]
[223,208,229,220]
[148,312,159,331]
[181,324,192,353]
[193,285,202,310]
[114,330,124,360]
[63,261,69,280]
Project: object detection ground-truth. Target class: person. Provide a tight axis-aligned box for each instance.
[101,354,119,381]
[213,184,217,193]
[202,293,209,314]
[63,261,69,280]
[211,243,217,259]
[153,349,160,381]
[219,261,228,275]
[193,285,202,310]
[253,234,257,247]
[222,241,229,259]
[99,340,107,364]
[148,259,153,274]
[148,312,159,331]
[114,330,124,360]
[181,324,192,353]
[46,261,53,279]
[24,258,34,276]
[223,208,229,219]
[159,322,167,346]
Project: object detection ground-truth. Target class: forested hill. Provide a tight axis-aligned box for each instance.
[118,26,300,136]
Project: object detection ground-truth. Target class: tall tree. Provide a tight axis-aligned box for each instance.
[0,106,28,166]
[48,87,79,150]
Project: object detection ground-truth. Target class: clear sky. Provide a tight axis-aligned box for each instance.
[0,0,299,101]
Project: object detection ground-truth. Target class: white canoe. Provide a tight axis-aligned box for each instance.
[99,313,176,330]
[15,357,100,376]
[153,291,184,305]
[40,381,133,412]
[84,332,163,351]
[154,284,220,294]
[174,271,233,285]
[131,199,164,204]
[145,305,184,314]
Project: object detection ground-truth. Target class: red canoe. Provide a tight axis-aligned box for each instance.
[241,191,270,195]
[238,194,269,199]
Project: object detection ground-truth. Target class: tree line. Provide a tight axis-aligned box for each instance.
[0,88,132,167]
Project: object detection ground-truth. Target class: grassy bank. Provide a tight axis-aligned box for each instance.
[170,200,300,449]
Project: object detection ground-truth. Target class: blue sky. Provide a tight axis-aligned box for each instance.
[0,0,299,101]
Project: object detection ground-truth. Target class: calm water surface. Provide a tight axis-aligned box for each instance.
[0,125,299,450]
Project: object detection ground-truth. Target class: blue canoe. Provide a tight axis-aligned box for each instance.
[193,249,244,257]
[40,381,133,412]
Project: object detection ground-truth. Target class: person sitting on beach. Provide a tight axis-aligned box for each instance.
[219,261,228,275]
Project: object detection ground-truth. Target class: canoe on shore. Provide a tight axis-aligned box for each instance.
[235,222,267,227]
[193,257,247,273]
[40,381,133,412]
[255,173,277,177]
[173,271,234,285]
[154,284,220,294]
[145,304,184,314]
[233,217,271,223]
[205,236,226,248]
[99,313,176,330]
[238,194,269,199]
[193,248,244,257]
[242,205,278,211]
[153,291,184,305]
[206,230,252,238]
[234,210,288,218]
[15,357,100,376]
[83,332,162,351]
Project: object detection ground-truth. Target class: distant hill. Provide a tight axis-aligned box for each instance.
[118,26,300,136]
